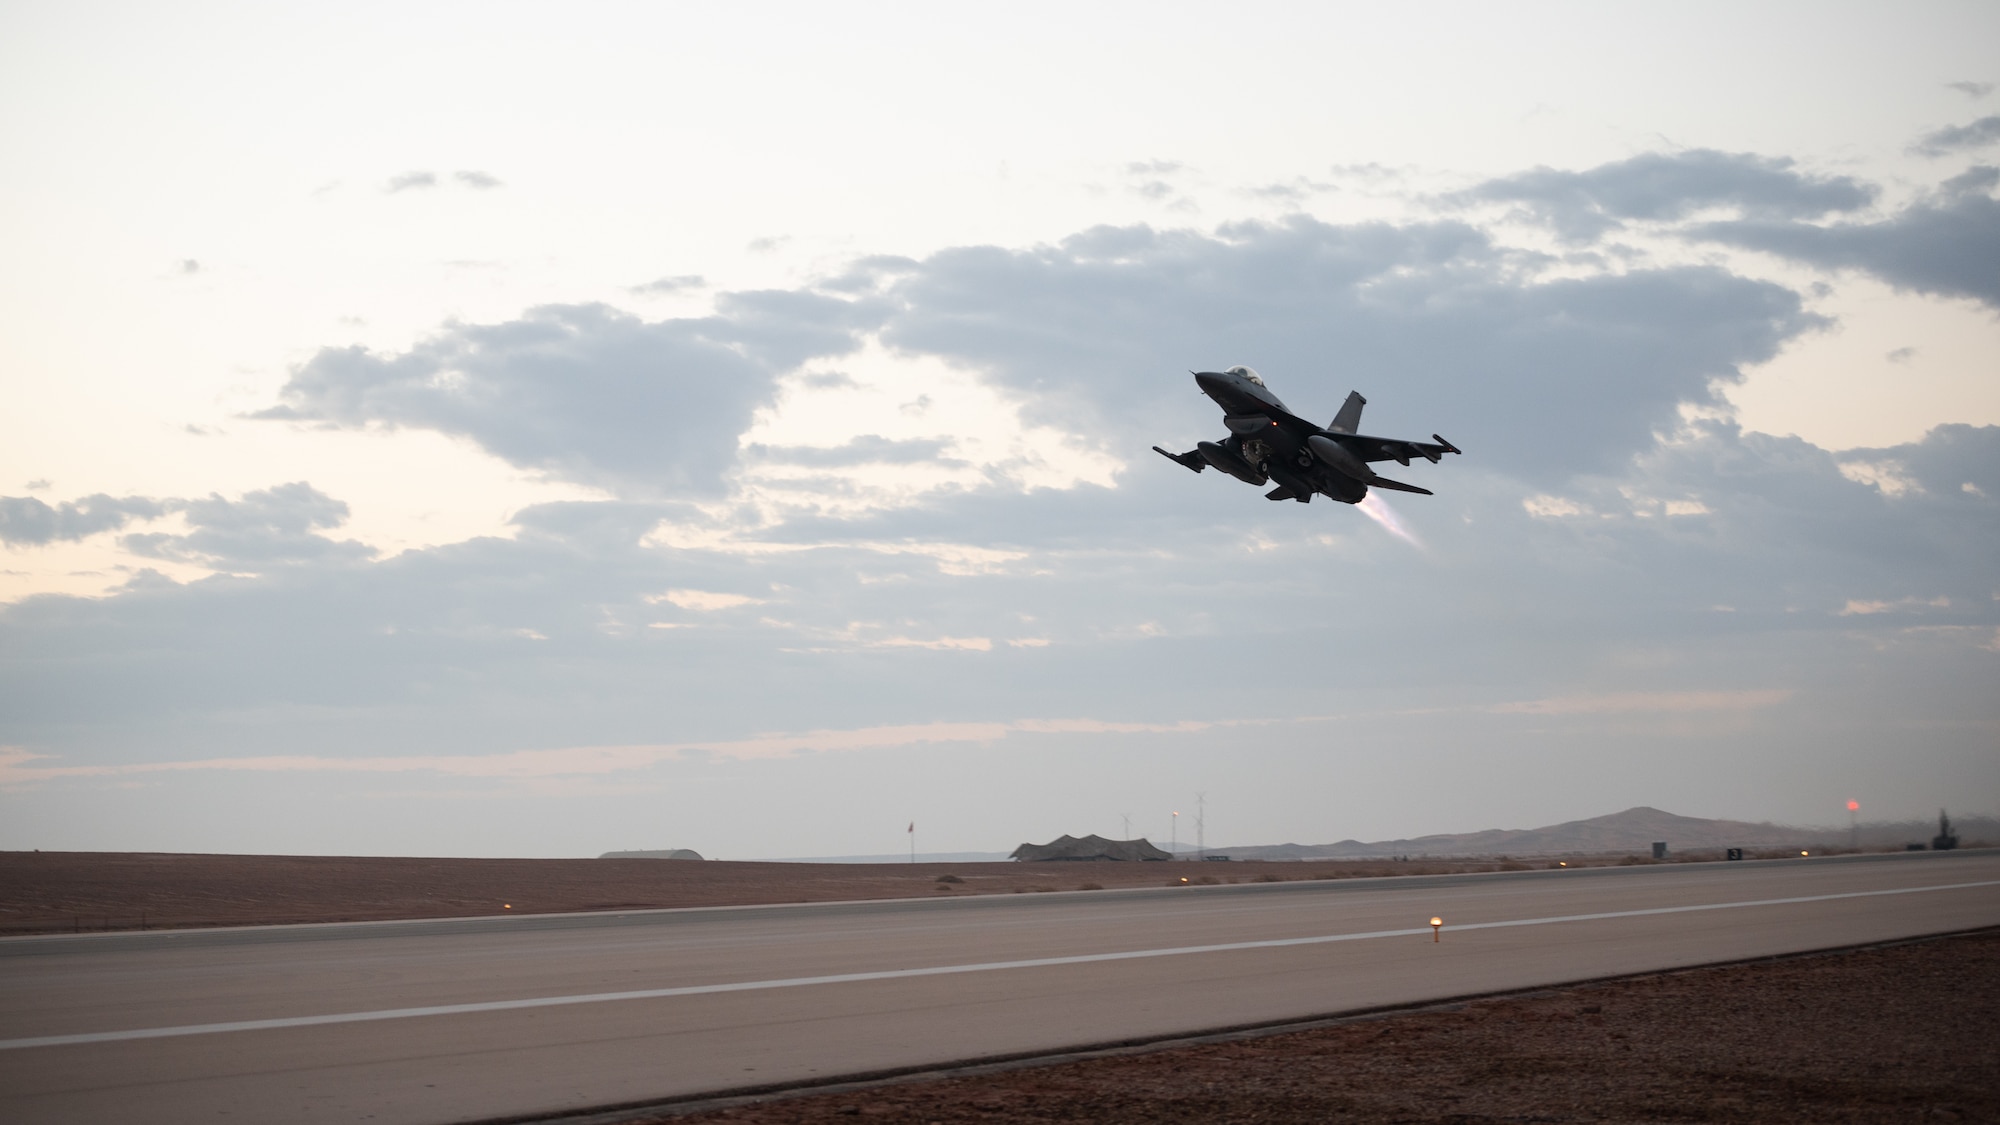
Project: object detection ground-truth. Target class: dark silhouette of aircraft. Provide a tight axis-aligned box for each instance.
[1153,366,1460,504]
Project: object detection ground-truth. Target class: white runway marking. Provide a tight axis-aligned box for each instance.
[4,878,1994,1052]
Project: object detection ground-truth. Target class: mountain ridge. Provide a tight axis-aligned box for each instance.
[1210,806,1994,860]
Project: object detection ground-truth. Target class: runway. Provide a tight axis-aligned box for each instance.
[2,850,1996,1124]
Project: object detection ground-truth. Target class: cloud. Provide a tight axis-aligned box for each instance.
[1909,115,2000,157]
[744,435,962,468]
[1491,689,1790,715]
[1945,81,1994,100]
[1245,177,1338,203]
[385,171,437,193]
[1689,172,2000,308]
[0,714,1250,785]
[799,370,858,390]
[1456,150,1876,243]
[650,589,764,611]
[1850,422,2000,500]
[1126,160,1183,176]
[630,275,706,295]
[0,494,168,545]
[5,191,1995,847]
[2,413,1992,818]
[0,710,1302,787]
[179,259,200,274]
[453,170,503,189]
[864,216,1817,482]
[121,482,372,569]
[1838,597,1949,617]
[256,300,878,496]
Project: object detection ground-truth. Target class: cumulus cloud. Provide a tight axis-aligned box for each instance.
[1689,171,2000,308]
[1909,115,2000,157]
[0,494,168,545]
[6,162,1995,831]
[121,482,372,569]
[5,417,1992,775]
[257,300,878,496]
[453,169,503,189]
[863,216,1816,482]
[1945,82,1994,100]
[1455,150,1876,243]
[1847,422,2000,501]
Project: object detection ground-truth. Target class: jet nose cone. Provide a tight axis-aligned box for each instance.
[1194,371,1227,395]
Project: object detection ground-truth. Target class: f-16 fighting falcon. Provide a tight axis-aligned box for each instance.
[1153,366,1461,504]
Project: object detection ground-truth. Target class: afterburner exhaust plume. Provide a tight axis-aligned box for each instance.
[1358,493,1424,548]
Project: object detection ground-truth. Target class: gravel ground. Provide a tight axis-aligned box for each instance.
[634,929,2000,1125]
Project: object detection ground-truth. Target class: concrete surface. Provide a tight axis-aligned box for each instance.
[1,850,1995,1124]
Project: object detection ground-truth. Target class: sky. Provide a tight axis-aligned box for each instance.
[1,1,1996,859]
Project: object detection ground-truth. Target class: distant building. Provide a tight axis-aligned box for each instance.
[598,849,704,860]
[1010,834,1172,862]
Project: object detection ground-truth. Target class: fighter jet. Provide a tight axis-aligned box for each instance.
[1153,366,1461,504]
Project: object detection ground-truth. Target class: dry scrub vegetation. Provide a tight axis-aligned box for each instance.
[644,930,2000,1125]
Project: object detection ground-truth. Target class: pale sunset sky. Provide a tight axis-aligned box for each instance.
[2,2,1995,857]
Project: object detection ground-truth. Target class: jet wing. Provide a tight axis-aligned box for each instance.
[1316,430,1462,466]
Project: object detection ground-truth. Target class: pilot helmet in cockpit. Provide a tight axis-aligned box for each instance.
[1224,365,1266,387]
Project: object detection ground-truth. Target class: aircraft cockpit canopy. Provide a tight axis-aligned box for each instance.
[1225,365,1266,387]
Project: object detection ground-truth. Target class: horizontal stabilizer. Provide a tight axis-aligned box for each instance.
[1368,475,1433,496]
[1152,445,1205,473]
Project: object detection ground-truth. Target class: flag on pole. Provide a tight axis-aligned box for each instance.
[908,822,914,833]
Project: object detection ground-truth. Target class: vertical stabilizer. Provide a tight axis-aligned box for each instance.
[1329,391,1367,434]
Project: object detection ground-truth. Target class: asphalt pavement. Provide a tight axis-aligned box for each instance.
[2,849,1996,1125]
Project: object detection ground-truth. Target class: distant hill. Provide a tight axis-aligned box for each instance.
[1212,806,1998,860]
[762,851,1013,864]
